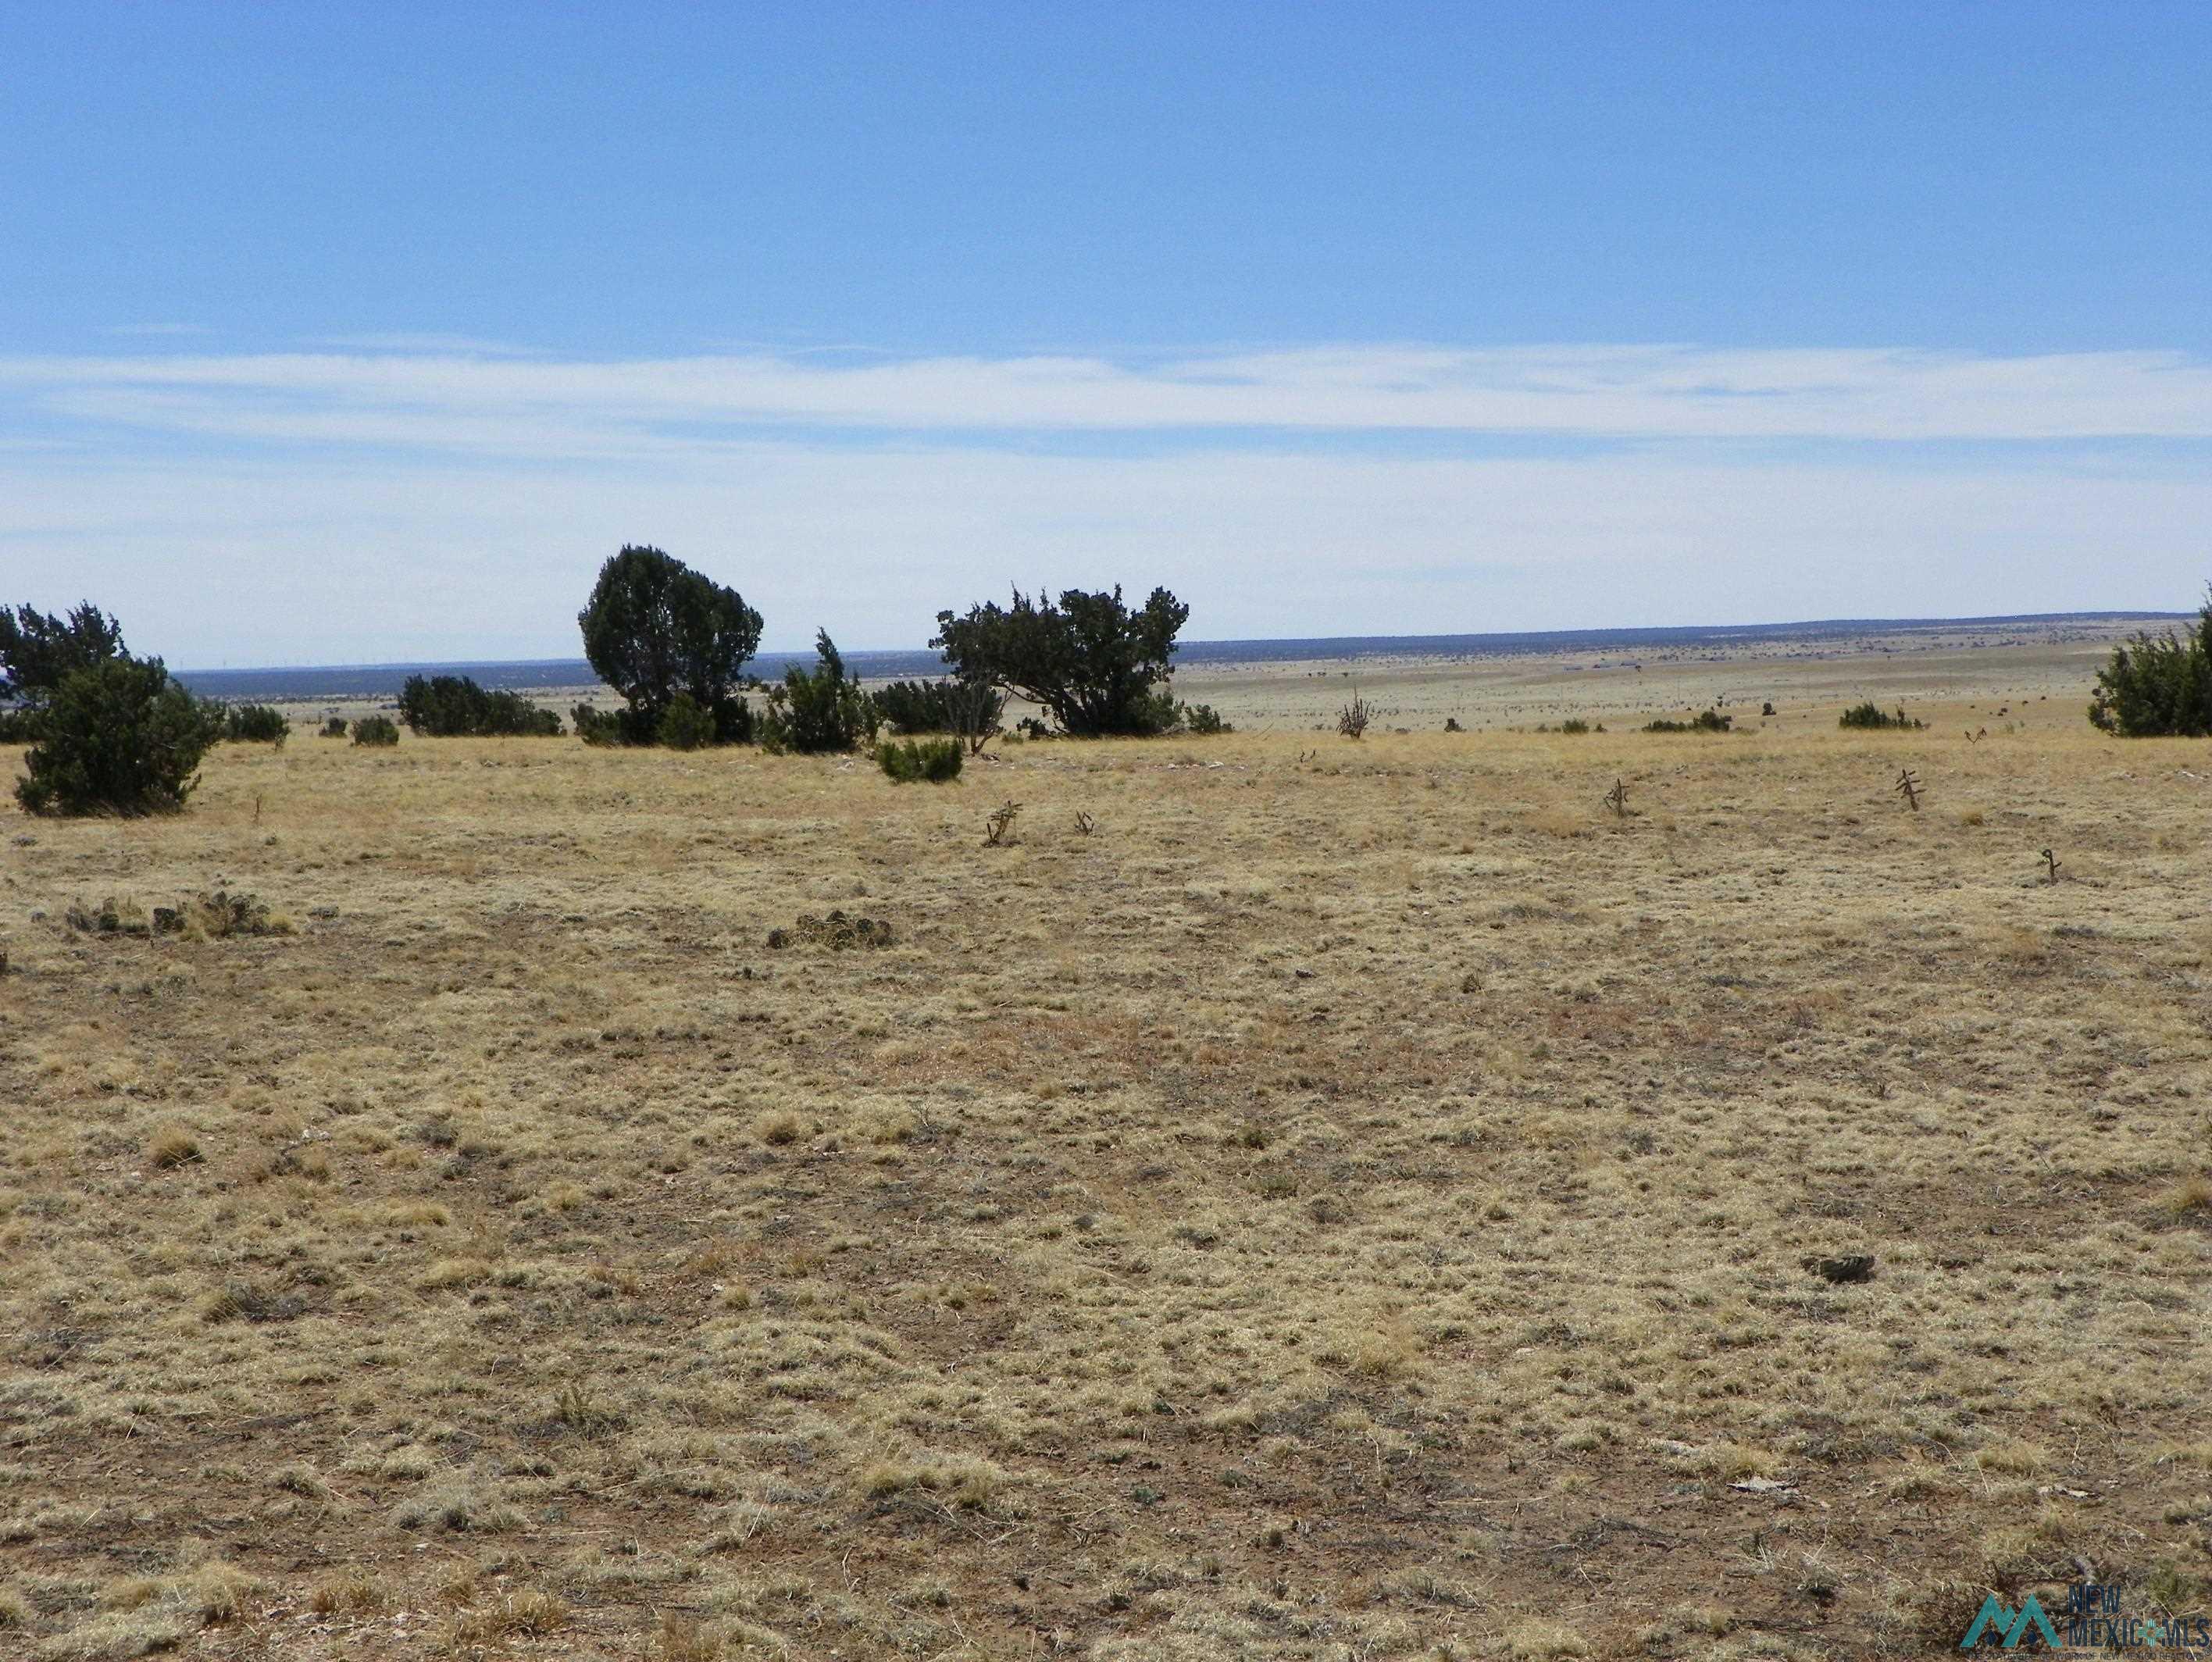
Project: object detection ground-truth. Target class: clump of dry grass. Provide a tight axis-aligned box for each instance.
[146,1124,199,1169]
[751,1109,802,1146]
[2160,1174,2212,1218]
[655,1614,726,1661]
[307,1568,390,1614]
[444,1589,571,1647]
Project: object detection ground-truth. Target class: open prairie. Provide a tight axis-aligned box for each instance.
[2,624,2208,1660]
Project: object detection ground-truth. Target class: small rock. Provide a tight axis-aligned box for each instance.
[1804,1254,1877,1286]
[1729,1477,1796,1494]
[1293,967,1315,979]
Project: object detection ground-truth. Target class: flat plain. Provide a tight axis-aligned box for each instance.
[2,618,2208,1660]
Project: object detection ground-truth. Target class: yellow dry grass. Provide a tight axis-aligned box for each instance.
[0,625,2207,1659]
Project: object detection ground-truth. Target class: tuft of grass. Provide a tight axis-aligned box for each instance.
[751,1110,802,1147]
[269,1462,330,1499]
[2160,1175,2212,1218]
[147,1125,200,1170]
[656,1614,727,1661]
[417,1257,496,1291]
[1972,1439,2050,1476]
[444,1589,571,1648]
[391,1482,523,1534]
[307,1570,390,1615]
[1505,1617,1592,1658]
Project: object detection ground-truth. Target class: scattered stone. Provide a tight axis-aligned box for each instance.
[66,897,148,936]
[1729,1477,1796,1495]
[1804,1254,1877,1286]
[66,890,288,940]
[766,910,894,950]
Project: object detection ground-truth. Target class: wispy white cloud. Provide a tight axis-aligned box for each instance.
[4,342,2211,450]
[4,440,2206,665]
[2,341,2205,665]
[303,332,547,357]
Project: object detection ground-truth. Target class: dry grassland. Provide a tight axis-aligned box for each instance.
[2,631,2208,1660]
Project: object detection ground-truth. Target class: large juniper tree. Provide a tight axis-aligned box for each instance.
[577,546,763,744]
[931,585,1190,737]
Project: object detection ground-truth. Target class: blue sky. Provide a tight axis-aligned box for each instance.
[4,3,2209,663]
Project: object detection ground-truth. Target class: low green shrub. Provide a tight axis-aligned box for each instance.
[1180,701,1231,735]
[760,632,878,754]
[1643,709,1731,733]
[351,715,400,747]
[656,692,717,751]
[1839,702,1925,730]
[16,656,213,816]
[879,737,964,783]
[570,704,623,746]
[219,703,290,744]
[319,716,348,739]
[2087,594,2212,736]
[398,674,562,736]
[876,677,1008,751]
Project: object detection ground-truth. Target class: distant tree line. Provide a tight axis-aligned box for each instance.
[2,544,1238,813]
[571,544,1225,754]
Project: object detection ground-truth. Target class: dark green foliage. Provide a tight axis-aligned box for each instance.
[218,704,290,744]
[398,674,562,736]
[1839,702,1925,730]
[875,679,953,733]
[931,585,1190,736]
[319,716,349,739]
[878,737,965,783]
[351,715,400,747]
[0,601,127,711]
[656,692,717,751]
[15,656,212,817]
[2088,594,2212,736]
[1643,709,1732,733]
[876,677,1008,751]
[760,631,879,754]
[571,703,624,747]
[0,601,130,744]
[1179,702,1231,736]
[1559,719,1591,735]
[577,545,762,744]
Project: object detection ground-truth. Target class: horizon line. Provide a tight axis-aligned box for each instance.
[168,608,2191,678]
